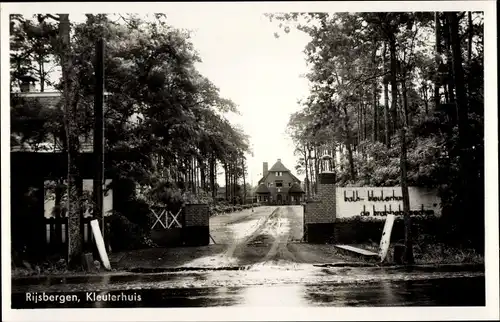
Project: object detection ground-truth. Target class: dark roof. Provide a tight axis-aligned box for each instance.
[289,182,305,194]
[290,173,301,183]
[268,159,289,172]
[258,159,302,185]
[255,183,270,194]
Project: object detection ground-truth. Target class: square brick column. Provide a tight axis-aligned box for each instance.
[183,204,210,246]
[304,172,336,243]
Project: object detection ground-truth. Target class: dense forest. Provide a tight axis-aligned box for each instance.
[272,12,484,250]
[10,14,252,257]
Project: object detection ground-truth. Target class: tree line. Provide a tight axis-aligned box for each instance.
[273,12,484,251]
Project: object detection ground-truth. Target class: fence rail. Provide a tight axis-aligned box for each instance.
[44,216,110,255]
[150,207,184,230]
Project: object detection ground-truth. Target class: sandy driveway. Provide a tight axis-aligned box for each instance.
[183,205,348,268]
[113,206,348,270]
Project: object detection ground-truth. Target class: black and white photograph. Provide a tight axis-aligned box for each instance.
[1,1,498,321]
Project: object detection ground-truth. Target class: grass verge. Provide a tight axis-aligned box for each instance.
[351,242,484,265]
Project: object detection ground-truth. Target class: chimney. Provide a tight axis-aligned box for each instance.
[19,75,37,93]
[277,159,281,162]
[263,162,268,177]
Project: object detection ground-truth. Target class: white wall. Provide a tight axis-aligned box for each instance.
[335,186,441,219]
[44,179,113,218]
[82,179,113,217]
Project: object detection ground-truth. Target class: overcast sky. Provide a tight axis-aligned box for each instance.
[165,12,311,185]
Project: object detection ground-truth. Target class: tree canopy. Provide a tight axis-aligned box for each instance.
[10,14,253,258]
[271,11,484,249]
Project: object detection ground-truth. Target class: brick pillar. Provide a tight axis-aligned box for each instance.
[183,204,210,246]
[304,172,336,243]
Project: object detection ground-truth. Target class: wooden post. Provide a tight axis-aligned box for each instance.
[400,127,414,264]
[93,38,106,247]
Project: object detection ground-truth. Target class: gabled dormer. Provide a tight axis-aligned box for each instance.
[258,159,301,185]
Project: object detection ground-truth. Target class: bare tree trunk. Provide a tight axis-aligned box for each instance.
[402,76,410,126]
[229,164,233,203]
[467,12,473,63]
[383,42,391,148]
[362,102,367,141]
[400,127,414,265]
[342,104,356,182]
[422,83,429,115]
[54,179,63,249]
[357,103,362,146]
[233,164,237,205]
[466,12,474,102]
[59,14,82,267]
[372,86,379,143]
[331,142,337,180]
[307,147,315,196]
[304,146,311,199]
[213,160,218,198]
[210,155,216,199]
[346,142,356,182]
[447,11,470,230]
[443,85,449,103]
[242,157,246,204]
[224,163,229,201]
[388,35,399,134]
[371,40,379,142]
[38,57,45,92]
[443,18,456,104]
[200,159,206,192]
[434,12,442,110]
[313,147,320,194]
[193,157,197,194]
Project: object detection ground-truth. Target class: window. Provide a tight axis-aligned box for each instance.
[276,171,282,176]
[275,181,283,187]
[288,183,292,187]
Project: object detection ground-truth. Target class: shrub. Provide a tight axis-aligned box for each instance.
[207,202,262,217]
[108,214,156,252]
[333,215,442,245]
[182,189,214,205]
[145,179,183,210]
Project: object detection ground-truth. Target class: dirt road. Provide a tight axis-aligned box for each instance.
[111,206,351,270]
[201,205,349,268]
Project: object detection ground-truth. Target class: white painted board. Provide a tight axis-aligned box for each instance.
[378,214,396,262]
[335,186,441,219]
[90,219,111,270]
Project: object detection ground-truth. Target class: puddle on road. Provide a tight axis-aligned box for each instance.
[12,261,485,295]
[235,284,308,307]
[180,252,241,268]
[11,275,485,308]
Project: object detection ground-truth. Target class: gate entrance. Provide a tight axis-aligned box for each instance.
[151,208,183,229]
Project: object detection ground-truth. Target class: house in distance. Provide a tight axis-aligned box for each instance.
[255,159,305,205]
